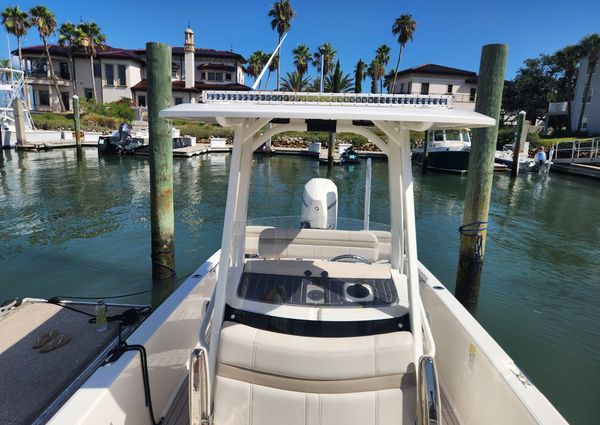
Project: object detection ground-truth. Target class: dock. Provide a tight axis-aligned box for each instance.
[551,163,600,180]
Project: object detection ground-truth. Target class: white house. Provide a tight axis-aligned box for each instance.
[387,64,478,111]
[17,27,248,112]
[570,54,599,134]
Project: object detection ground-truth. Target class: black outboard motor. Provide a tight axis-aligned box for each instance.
[118,123,132,147]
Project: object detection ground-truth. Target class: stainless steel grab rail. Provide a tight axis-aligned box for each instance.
[417,356,441,425]
[189,296,215,425]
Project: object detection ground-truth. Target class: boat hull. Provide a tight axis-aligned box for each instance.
[413,150,470,173]
[47,253,567,425]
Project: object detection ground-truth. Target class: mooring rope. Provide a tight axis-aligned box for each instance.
[459,221,488,262]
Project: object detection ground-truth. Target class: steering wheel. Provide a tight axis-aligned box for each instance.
[329,254,370,264]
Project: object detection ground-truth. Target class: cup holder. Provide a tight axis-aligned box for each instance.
[344,282,374,302]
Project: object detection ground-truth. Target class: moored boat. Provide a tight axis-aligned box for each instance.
[412,129,472,173]
[21,90,568,425]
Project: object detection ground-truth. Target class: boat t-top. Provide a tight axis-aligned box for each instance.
[32,91,567,425]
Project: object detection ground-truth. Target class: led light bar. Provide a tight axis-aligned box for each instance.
[201,90,453,108]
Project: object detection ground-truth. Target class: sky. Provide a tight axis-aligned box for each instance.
[2,0,599,88]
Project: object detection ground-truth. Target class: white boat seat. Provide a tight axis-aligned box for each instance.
[369,230,391,262]
[213,376,416,425]
[214,321,416,425]
[245,226,392,263]
[218,321,414,381]
[256,227,380,263]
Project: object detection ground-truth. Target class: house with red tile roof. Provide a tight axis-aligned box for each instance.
[16,27,249,112]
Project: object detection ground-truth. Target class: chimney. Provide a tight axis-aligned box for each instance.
[184,27,195,89]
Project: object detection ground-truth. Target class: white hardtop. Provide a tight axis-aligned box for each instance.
[160,90,495,130]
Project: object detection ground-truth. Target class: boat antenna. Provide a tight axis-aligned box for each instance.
[252,32,288,91]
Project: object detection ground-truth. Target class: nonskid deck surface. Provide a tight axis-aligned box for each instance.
[163,377,460,425]
[0,301,133,424]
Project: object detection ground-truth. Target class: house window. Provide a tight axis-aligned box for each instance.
[469,88,477,102]
[207,72,224,82]
[225,73,232,81]
[118,65,126,86]
[585,88,593,103]
[84,88,93,99]
[447,84,453,94]
[202,72,207,79]
[60,62,70,79]
[39,90,50,106]
[174,97,183,105]
[407,82,412,93]
[420,83,429,95]
[93,63,101,78]
[61,92,70,110]
[105,64,114,86]
[400,83,404,93]
[582,116,589,130]
[137,95,146,107]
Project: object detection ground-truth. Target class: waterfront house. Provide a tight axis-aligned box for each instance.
[546,53,599,135]
[387,64,478,111]
[16,27,249,112]
[570,53,598,134]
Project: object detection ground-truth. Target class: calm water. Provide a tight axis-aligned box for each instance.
[0,149,598,424]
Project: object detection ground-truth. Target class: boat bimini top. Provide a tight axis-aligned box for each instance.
[160,91,494,425]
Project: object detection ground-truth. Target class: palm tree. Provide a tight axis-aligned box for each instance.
[1,6,31,71]
[268,0,296,91]
[2,6,32,108]
[576,33,600,132]
[0,58,10,68]
[30,5,65,111]
[58,22,81,95]
[354,59,366,93]
[280,71,310,92]
[263,52,278,90]
[325,60,354,93]
[383,70,396,93]
[312,43,336,91]
[375,44,391,93]
[391,14,416,93]
[247,50,268,87]
[78,21,106,101]
[292,44,311,79]
[367,59,384,94]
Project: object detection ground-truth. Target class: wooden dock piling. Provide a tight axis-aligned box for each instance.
[73,95,81,152]
[12,99,27,146]
[511,111,527,177]
[147,42,176,283]
[455,44,508,315]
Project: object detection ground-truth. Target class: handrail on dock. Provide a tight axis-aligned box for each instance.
[552,138,600,164]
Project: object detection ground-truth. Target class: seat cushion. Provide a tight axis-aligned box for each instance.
[213,376,416,425]
[257,228,379,263]
[218,321,414,381]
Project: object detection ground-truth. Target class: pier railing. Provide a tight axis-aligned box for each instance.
[552,138,600,164]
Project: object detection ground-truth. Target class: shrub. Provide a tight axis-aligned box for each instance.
[177,123,233,140]
[32,112,72,130]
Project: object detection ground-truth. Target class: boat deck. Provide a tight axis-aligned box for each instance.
[0,300,139,424]
[163,377,461,425]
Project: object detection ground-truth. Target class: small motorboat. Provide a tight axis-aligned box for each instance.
[97,123,146,155]
[412,129,471,173]
[340,145,361,164]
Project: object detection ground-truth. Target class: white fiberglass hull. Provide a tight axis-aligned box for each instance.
[47,252,566,425]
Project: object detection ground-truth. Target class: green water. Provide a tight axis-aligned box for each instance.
[0,149,598,424]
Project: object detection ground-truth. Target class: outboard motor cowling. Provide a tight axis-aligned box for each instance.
[300,178,338,229]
